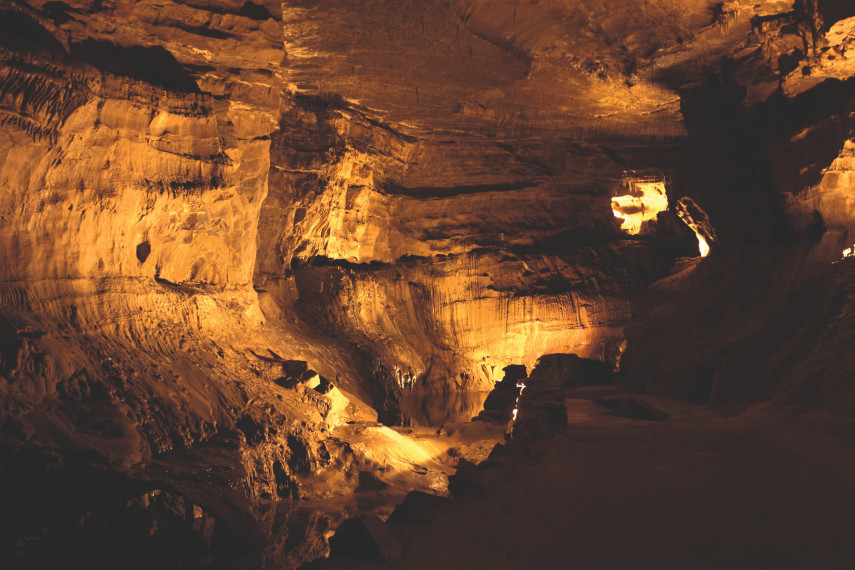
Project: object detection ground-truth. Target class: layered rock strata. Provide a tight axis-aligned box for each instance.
[0,0,496,566]
[4,0,855,567]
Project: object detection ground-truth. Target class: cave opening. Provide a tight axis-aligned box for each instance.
[611,177,669,234]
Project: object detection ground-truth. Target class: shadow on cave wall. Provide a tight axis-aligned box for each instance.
[626,49,855,409]
[0,9,66,53]
[676,74,854,244]
[70,40,200,93]
[0,446,254,569]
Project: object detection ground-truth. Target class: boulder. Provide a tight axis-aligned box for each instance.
[528,354,613,389]
[477,364,527,423]
[328,515,403,564]
[513,356,573,437]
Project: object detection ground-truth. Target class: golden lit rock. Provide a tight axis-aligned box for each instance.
[2,0,855,566]
[611,179,669,235]
[676,197,716,257]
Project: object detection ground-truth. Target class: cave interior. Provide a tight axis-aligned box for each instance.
[2,0,855,568]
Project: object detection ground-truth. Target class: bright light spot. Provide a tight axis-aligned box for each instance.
[676,197,715,258]
[697,234,710,258]
[612,180,668,235]
[833,245,855,264]
[510,382,526,422]
[613,339,628,372]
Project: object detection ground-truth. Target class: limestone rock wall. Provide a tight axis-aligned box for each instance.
[255,93,689,392]
[0,2,379,566]
[0,0,296,460]
[625,2,855,411]
[0,0,282,285]
[7,0,855,565]
[283,247,667,392]
[256,0,724,392]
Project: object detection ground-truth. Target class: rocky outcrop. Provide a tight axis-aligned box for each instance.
[0,0,450,566]
[625,1,855,411]
[256,0,716,392]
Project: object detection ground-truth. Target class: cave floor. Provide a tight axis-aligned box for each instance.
[307,394,855,570]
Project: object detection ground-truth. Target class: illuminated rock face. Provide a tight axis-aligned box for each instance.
[255,98,689,391]
[612,179,669,235]
[0,0,283,448]
[2,0,855,566]
[0,2,392,566]
[0,0,282,286]
[279,247,669,391]
[255,0,723,389]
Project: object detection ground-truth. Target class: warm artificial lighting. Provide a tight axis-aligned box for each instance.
[511,382,526,422]
[395,365,422,390]
[612,180,669,234]
[843,247,854,259]
[675,197,715,258]
[697,234,710,258]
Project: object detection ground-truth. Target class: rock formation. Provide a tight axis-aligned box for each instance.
[0,0,854,566]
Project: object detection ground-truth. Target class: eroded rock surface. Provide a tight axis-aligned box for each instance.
[2,0,855,567]
[625,1,855,412]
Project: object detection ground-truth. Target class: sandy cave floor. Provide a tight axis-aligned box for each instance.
[306,391,855,569]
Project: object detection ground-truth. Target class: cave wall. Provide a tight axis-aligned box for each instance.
[625,1,855,413]
[255,97,685,392]
[2,0,855,566]
[0,1,375,566]
[0,0,297,453]
[254,0,715,393]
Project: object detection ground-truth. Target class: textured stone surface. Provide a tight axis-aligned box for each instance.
[3,0,855,567]
[0,0,496,565]
[624,4,855,409]
[256,0,716,390]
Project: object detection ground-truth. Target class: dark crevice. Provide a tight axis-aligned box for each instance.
[69,40,200,93]
[382,178,537,198]
[0,10,66,54]
[171,23,234,40]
